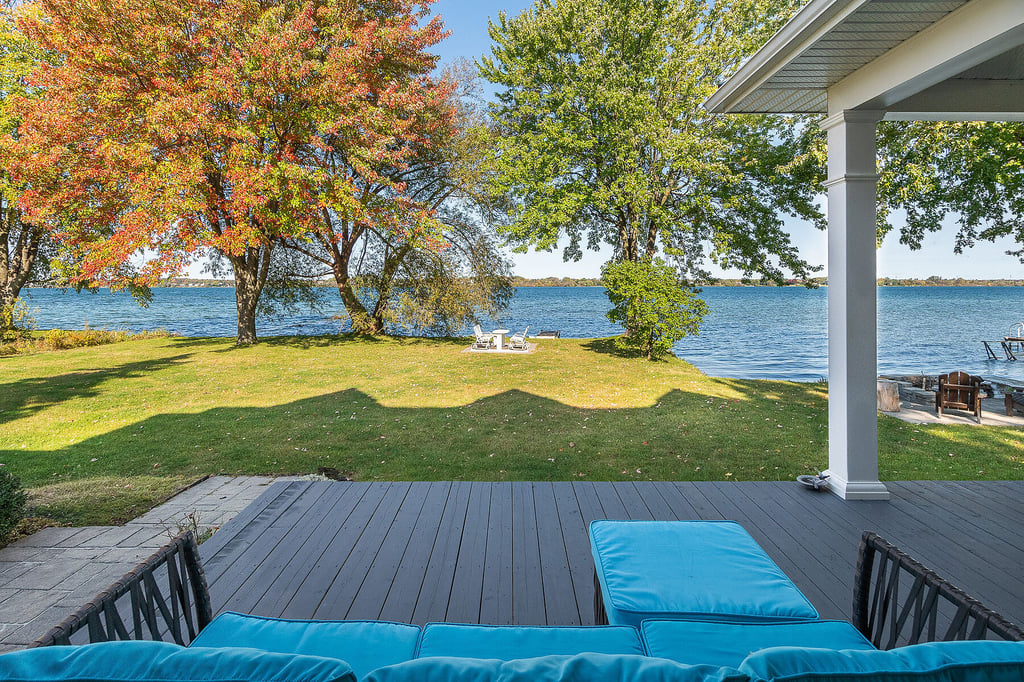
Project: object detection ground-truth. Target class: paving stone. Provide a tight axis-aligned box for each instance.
[0,623,22,643]
[0,475,277,643]
[52,561,114,592]
[0,564,37,587]
[0,548,42,562]
[3,561,82,590]
[89,547,157,564]
[65,527,118,547]
[0,605,73,646]
[57,548,106,561]
[0,589,63,622]
[84,526,144,548]
[114,526,166,548]
[8,527,84,548]
[56,566,128,606]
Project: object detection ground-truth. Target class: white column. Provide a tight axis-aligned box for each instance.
[821,110,890,501]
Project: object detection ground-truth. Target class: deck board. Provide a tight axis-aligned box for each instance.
[378,481,452,623]
[479,482,514,626]
[250,482,368,618]
[346,482,430,621]
[534,483,580,626]
[220,482,348,615]
[412,481,472,624]
[201,481,1024,629]
[510,482,546,625]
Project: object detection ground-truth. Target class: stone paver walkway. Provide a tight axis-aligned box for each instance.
[0,476,284,651]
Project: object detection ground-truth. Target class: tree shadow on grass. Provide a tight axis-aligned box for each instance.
[5,383,836,488]
[256,334,470,350]
[168,334,470,353]
[0,353,194,425]
[7,368,1019,492]
[581,337,672,362]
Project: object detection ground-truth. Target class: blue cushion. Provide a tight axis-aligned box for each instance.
[189,612,420,679]
[590,520,818,627]
[0,640,355,682]
[641,619,875,667]
[417,623,644,659]
[365,653,748,682]
[739,641,1024,682]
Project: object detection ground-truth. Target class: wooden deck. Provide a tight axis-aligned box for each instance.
[198,480,1024,628]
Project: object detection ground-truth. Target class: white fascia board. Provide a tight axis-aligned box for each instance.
[704,0,867,113]
[704,0,872,112]
[828,0,1024,114]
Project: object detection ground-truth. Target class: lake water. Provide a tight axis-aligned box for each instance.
[18,285,1024,382]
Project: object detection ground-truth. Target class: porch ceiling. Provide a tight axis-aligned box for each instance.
[704,0,1024,118]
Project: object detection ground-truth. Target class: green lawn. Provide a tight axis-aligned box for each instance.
[3,334,1023,526]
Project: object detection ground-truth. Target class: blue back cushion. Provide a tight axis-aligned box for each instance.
[0,641,355,682]
[189,612,420,679]
[417,623,644,659]
[642,619,875,667]
[365,653,748,682]
[739,641,1024,682]
[590,521,818,627]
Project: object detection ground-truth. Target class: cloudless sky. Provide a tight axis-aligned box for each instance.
[423,0,1024,280]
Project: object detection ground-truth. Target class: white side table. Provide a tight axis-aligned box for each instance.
[492,329,510,350]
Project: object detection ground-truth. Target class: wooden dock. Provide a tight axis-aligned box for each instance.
[199,480,1024,628]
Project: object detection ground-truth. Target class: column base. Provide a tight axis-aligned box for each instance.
[822,470,891,500]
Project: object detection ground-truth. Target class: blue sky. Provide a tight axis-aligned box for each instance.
[427,0,1023,280]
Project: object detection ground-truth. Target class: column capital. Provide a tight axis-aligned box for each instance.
[821,109,884,131]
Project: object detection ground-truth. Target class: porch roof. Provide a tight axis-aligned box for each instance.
[705,0,1024,120]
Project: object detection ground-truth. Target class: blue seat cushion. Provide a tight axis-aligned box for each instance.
[366,653,748,682]
[417,623,644,659]
[189,612,420,679]
[642,619,875,667]
[0,640,355,682]
[739,641,1024,682]
[590,520,818,627]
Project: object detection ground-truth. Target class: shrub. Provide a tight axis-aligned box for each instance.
[0,469,27,545]
[602,259,709,360]
[42,328,171,350]
[0,298,37,345]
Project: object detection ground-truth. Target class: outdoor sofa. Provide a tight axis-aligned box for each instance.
[3,522,1023,682]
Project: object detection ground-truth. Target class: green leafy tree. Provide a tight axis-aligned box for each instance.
[876,122,1024,260]
[279,62,512,335]
[603,259,708,360]
[480,0,823,303]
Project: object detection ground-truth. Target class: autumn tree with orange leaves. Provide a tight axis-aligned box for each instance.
[11,0,453,343]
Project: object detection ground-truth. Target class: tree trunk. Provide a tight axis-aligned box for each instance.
[0,283,15,314]
[368,243,413,333]
[0,210,43,327]
[339,282,382,333]
[228,244,272,345]
[321,228,384,335]
[877,380,900,412]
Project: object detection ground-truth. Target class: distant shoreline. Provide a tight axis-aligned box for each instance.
[26,277,1024,289]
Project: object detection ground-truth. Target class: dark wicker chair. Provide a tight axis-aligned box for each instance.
[30,531,212,647]
[935,371,983,423]
[853,532,1024,648]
